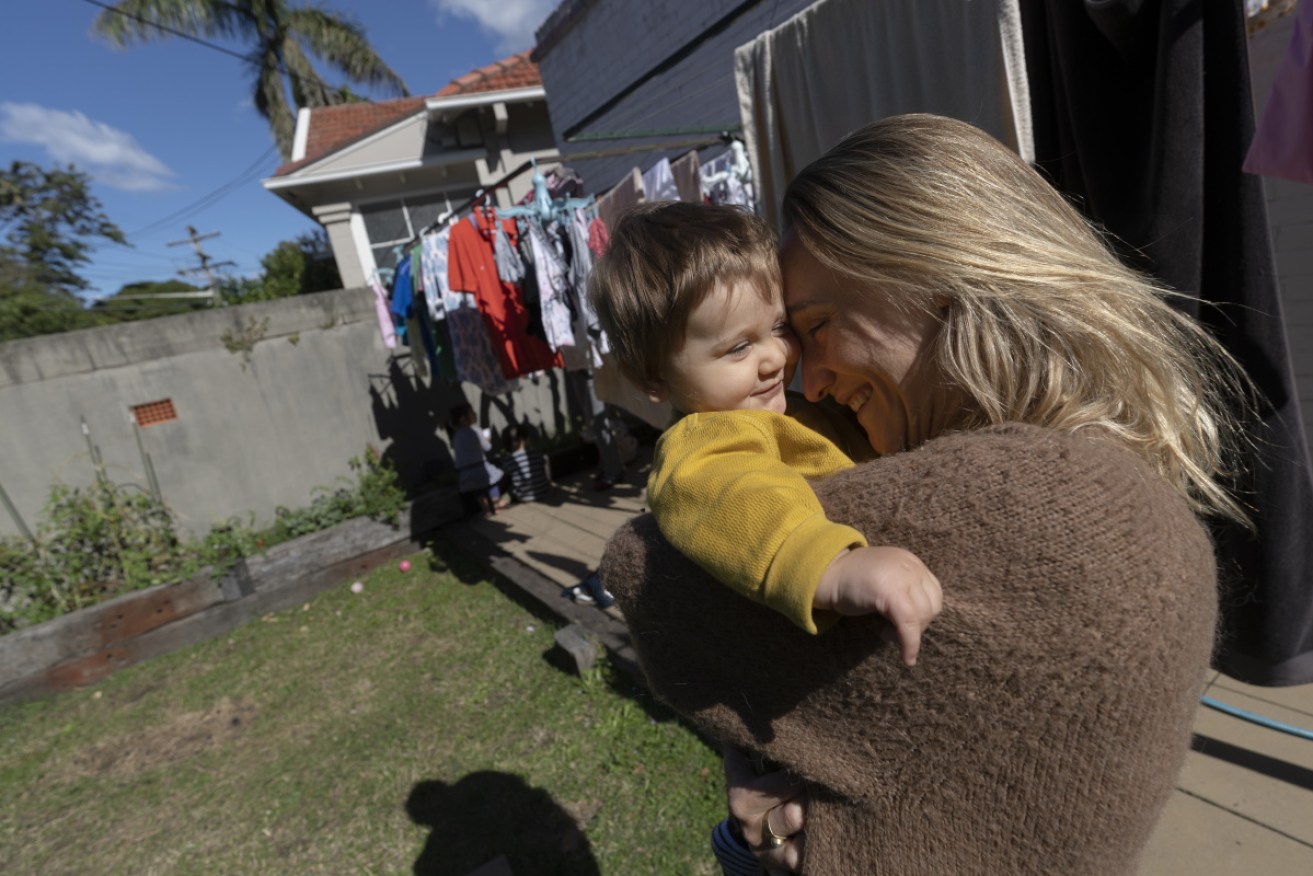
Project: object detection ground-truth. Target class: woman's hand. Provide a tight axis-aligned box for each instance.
[723,746,808,873]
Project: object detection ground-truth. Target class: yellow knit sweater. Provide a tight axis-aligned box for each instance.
[647,409,865,633]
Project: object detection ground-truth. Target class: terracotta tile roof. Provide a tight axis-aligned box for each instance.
[273,52,542,177]
[435,51,540,97]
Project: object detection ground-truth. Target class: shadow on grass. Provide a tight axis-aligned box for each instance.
[406,771,599,875]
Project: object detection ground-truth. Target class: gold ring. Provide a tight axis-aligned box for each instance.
[764,809,788,848]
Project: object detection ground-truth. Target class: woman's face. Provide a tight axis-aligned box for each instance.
[781,236,944,454]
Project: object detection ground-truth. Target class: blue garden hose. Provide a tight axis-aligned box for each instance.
[1200,695,1313,741]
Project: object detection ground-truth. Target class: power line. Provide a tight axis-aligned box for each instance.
[126,145,278,239]
[168,225,234,305]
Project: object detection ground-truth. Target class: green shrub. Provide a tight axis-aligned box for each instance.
[0,448,406,634]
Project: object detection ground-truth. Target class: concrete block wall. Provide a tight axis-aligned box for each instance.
[0,289,576,538]
[535,0,814,192]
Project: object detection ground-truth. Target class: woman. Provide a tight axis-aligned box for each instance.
[600,114,1251,875]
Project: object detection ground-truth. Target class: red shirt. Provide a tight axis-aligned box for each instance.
[448,210,560,379]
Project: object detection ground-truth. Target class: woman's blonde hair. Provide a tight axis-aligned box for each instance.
[782,113,1253,524]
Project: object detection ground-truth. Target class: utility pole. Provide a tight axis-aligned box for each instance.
[168,225,235,306]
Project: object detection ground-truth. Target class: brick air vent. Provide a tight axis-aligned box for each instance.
[131,399,177,427]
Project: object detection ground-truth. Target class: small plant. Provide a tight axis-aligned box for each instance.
[0,478,194,633]
[197,515,261,573]
[219,315,270,369]
[1,448,407,634]
[268,447,405,542]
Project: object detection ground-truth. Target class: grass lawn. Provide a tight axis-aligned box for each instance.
[0,538,726,875]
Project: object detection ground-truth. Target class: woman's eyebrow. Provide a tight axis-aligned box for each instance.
[785,299,823,315]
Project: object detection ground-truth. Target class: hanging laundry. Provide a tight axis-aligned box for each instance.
[545,166,586,198]
[1244,0,1313,184]
[641,157,680,202]
[388,255,415,343]
[422,226,519,396]
[595,167,645,230]
[566,207,609,364]
[670,150,703,204]
[411,243,455,379]
[448,210,561,380]
[587,216,609,259]
[389,255,441,376]
[734,0,1031,228]
[701,147,757,211]
[513,223,553,346]
[1023,0,1313,685]
[419,228,450,323]
[526,221,578,353]
[493,223,525,283]
[369,273,397,349]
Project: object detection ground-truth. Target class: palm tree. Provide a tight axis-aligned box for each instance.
[93,1,409,160]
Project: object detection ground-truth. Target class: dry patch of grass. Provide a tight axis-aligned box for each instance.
[0,539,724,875]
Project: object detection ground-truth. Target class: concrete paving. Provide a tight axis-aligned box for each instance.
[451,453,1313,876]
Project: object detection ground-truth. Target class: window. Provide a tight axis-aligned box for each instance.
[361,192,453,272]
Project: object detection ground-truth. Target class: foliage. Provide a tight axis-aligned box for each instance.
[218,314,270,368]
[0,267,106,342]
[0,448,405,634]
[90,279,210,323]
[0,478,191,631]
[0,161,127,340]
[219,230,341,304]
[0,161,126,294]
[269,446,405,541]
[91,1,409,159]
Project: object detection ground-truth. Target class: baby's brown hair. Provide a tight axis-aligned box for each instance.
[587,201,780,391]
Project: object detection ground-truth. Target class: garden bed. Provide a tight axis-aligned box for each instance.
[0,488,460,702]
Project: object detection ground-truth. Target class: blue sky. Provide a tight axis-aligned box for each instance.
[1,0,560,302]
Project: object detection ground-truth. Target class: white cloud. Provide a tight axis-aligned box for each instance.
[0,102,177,192]
[431,0,558,54]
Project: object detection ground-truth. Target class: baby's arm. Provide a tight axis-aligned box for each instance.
[813,546,943,666]
[650,412,867,633]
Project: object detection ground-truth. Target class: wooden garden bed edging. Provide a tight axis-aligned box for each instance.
[0,488,461,703]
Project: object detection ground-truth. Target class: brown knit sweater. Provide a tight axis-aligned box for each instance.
[601,424,1216,875]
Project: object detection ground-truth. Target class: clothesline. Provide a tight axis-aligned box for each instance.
[401,132,744,253]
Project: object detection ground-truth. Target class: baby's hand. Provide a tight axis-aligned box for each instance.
[813,546,943,666]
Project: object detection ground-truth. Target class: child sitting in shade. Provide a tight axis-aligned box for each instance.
[502,424,554,504]
[587,202,941,662]
[448,402,507,516]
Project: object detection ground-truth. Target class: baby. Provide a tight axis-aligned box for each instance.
[588,202,941,664]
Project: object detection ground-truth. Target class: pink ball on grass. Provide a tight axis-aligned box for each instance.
[350,581,364,594]
[398,560,411,573]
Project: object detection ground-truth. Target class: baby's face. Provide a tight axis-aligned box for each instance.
[649,279,798,415]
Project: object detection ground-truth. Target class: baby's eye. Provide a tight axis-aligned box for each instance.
[727,342,750,357]
[772,320,791,336]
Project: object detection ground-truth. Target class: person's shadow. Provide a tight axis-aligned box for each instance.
[406,772,600,875]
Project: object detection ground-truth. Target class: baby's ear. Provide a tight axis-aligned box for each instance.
[644,379,670,405]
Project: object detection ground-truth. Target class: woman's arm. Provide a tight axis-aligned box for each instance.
[604,424,1219,874]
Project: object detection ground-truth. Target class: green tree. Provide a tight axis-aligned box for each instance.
[92,1,409,160]
[0,161,125,341]
[1,161,126,295]
[91,278,209,323]
[221,229,341,303]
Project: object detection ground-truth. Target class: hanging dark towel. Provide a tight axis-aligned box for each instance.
[1021,0,1313,685]
[516,229,550,344]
